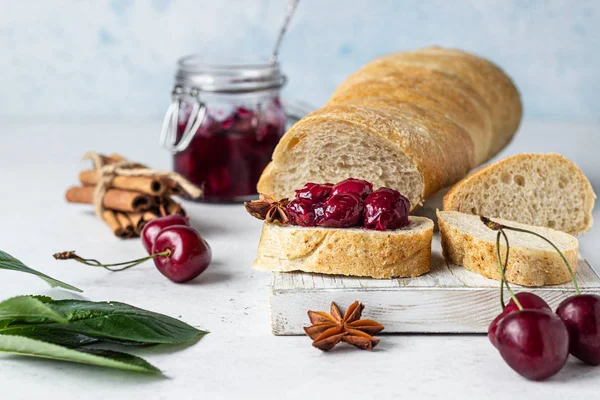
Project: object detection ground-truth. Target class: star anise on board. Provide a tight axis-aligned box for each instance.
[244,194,290,223]
[304,301,384,351]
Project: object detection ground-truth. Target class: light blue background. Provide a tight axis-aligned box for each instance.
[0,0,598,120]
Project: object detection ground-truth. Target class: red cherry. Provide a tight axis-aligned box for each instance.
[221,107,256,132]
[495,309,570,381]
[195,114,221,138]
[295,183,333,202]
[318,193,363,228]
[140,215,189,254]
[556,294,600,365]
[152,226,212,283]
[236,106,253,119]
[331,178,373,199]
[286,198,317,227]
[363,187,410,231]
[256,123,279,142]
[220,115,235,130]
[206,166,232,195]
[488,292,551,348]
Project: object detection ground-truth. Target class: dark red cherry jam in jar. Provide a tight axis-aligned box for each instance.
[160,56,287,202]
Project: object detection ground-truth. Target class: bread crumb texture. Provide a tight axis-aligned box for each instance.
[444,153,596,235]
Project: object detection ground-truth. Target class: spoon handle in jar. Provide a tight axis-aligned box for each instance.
[270,0,300,64]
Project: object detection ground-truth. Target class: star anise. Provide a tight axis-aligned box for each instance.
[244,193,290,223]
[304,301,384,351]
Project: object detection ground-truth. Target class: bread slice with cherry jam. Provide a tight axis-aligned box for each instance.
[252,216,434,279]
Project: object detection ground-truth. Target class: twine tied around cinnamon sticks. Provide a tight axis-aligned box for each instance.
[65,152,202,238]
[82,152,202,219]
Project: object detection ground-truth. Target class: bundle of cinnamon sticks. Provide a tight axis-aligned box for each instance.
[65,153,190,238]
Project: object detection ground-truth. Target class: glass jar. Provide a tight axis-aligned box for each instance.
[160,55,287,202]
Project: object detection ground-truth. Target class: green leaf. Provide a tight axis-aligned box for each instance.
[0,335,160,374]
[0,325,156,347]
[1,298,207,345]
[0,296,68,325]
[0,250,82,293]
[0,327,98,347]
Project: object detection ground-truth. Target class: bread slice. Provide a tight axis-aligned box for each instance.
[437,210,579,286]
[252,216,434,279]
[443,153,596,235]
[257,103,475,211]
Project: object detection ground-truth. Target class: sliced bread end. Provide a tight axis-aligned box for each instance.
[437,210,579,287]
[443,153,596,236]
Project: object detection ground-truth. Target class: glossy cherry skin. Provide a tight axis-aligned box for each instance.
[152,226,212,283]
[295,183,333,202]
[286,198,317,227]
[488,292,551,348]
[140,215,189,254]
[495,309,570,381]
[363,187,410,231]
[318,193,363,228]
[331,178,373,199]
[556,294,600,365]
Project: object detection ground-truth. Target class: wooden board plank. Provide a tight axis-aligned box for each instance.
[270,235,600,335]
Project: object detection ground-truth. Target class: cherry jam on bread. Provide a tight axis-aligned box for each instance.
[286,178,410,231]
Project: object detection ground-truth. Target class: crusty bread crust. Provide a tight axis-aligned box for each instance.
[437,211,579,287]
[257,47,522,207]
[252,216,434,279]
[329,66,493,165]
[443,153,596,235]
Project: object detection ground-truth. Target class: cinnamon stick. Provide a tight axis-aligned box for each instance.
[78,170,167,196]
[102,210,133,238]
[115,212,134,238]
[128,211,159,235]
[128,212,144,234]
[108,153,127,162]
[98,153,145,168]
[165,179,184,196]
[98,154,122,166]
[161,197,187,217]
[65,186,154,213]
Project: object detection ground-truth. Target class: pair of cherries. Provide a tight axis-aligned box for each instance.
[286,178,410,230]
[57,215,211,283]
[483,218,600,381]
[489,292,600,380]
[140,215,212,283]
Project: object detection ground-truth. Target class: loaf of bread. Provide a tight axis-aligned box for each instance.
[437,211,579,286]
[443,153,596,235]
[252,216,434,279]
[258,47,522,210]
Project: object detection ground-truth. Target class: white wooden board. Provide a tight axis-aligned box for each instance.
[270,235,600,334]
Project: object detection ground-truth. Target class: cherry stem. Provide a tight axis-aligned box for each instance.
[497,229,510,309]
[502,226,579,295]
[53,250,171,272]
[495,231,523,310]
[481,216,580,295]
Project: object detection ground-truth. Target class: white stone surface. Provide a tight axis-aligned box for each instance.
[0,120,598,399]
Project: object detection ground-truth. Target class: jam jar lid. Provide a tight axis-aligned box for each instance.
[175,55,286,93]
